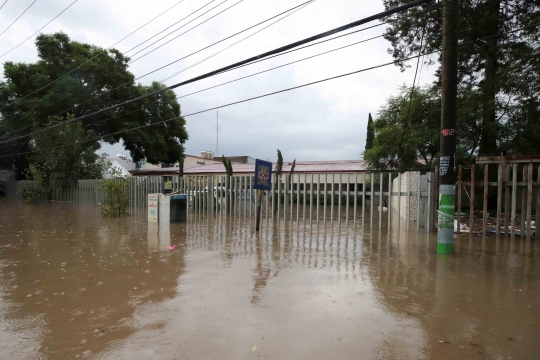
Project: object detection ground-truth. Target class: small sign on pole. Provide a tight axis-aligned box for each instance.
[254,159,272,231]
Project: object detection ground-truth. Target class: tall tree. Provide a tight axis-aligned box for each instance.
[0,32,188,179]
[381,0,540,156]
[365,112,375,152]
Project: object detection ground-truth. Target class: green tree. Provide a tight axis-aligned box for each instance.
[365,113,375,152]
[364,84,483,171]
[381,0,540,156]
[0,32,188,179]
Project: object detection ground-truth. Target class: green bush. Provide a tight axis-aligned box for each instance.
[100,167,129,217]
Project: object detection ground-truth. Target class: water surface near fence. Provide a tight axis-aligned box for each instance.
[0,200,539,359]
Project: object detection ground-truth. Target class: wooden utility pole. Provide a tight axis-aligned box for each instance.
[437,0,458,254]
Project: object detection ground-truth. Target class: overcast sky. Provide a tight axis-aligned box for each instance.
[0,0,436,162]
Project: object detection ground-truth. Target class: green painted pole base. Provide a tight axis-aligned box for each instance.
[437,242,454,254]
[437,184,455,255]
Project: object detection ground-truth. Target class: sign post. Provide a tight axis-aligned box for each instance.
[254,159,272,232]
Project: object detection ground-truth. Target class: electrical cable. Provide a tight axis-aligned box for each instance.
[0,0,314,140]
[0,0,78,59]
[0,0,38,37]
[0,33,385,151]
[129,0,236,60]
[2,19,533,158]
[0,1,8,11]
[2,0,437,138]
[0,0,230,139]
[0,0,430,146]
[159,0,314,82]
[123,0,217,54]
[0,0,187,111]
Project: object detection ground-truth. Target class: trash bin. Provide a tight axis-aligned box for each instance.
[155,194,187,223]
[169,194,187,222]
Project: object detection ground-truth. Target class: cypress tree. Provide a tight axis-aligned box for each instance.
[365,113,375,151]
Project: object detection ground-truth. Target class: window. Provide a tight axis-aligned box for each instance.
[197,161,205,165]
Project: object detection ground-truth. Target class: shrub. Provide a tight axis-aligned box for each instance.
[100,167,129,217]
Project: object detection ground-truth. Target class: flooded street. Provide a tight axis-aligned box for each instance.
[0,200,539,359]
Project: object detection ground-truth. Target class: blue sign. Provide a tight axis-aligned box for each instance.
[253,159,272,191]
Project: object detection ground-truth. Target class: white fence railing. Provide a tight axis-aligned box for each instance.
[4,172,436,232]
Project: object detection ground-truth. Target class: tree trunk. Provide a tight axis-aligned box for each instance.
[479,0,500,156]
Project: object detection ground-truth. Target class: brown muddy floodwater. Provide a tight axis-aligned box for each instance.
[0,199,539,359]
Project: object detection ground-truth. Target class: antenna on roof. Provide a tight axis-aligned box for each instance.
[214,98,220,157]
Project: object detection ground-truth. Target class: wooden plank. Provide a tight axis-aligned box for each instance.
[537,165,540,240]
[469,165,475,238]
[496,164,503,240]
[511,164,517,240]
[483,164,489,236]
[457,166,462,235]
[521,166,527,237]
[526,163,533,243]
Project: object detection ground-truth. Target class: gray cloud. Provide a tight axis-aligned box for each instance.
[1,0,436,162]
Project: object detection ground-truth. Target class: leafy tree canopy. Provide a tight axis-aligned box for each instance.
[382,0,540,156]
[0,32,188,179]
[365,84,484,171]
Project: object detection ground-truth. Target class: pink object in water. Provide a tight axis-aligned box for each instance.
[167,245,177,250]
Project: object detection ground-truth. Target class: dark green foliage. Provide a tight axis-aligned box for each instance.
[365,85,484,171]
[381,0,540,156]
[0,32,188,179]
[365,113,375,151]
[100,166,129,217]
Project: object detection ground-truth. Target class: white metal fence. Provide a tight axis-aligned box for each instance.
[4,172,436,232]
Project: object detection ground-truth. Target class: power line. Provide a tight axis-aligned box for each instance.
[3,19,533,158]
[0,0,79,59]
[0,48,444,159]
[1,0,314,140]
[0,1,8,11]
[129,0,236,60]
[159,0,315,82]
[0,0,38,37]
[123,0,218,54]
[0,32,385,151]
[0,0,430,146]
[0,0,227,139]
[0,0,187,111]
[4,0,437,135]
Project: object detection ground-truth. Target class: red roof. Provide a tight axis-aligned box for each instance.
[130,160,368,176]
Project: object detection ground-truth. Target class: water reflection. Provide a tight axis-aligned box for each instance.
[0,200,539,359]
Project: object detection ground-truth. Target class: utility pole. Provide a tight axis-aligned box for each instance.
[437,0,458,254]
